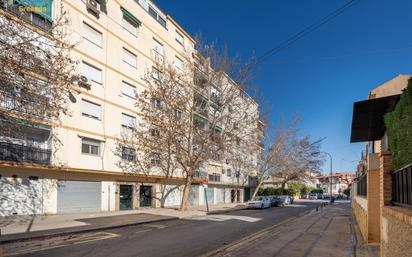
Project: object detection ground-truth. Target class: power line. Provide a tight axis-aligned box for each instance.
[257,0,360,65]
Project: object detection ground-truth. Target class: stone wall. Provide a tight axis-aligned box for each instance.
[381,206,412,257]
[353,197,368,242]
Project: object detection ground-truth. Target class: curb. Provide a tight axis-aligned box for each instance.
[0,216,178,245]
[206,206,247,215]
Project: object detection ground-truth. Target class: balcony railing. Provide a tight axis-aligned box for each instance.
[0,141,51,165]
[392,164,412,207]
[0,90,49,118]
[1,2,53,32]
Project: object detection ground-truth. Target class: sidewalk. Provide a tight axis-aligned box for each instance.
[206,203,378,257]
[0,202,246,244]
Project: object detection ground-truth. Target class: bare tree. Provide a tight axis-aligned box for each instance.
[252,116,323,198]
[0,2,77,217]
[115,41,259,210]
[0,2,78,137]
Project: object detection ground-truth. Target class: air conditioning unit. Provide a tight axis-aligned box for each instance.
[86,0,100,16]
[78,75,91,90]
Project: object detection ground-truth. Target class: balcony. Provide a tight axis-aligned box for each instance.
[1,1,53,32]
[0,89,50,119]
[0,141,51,165]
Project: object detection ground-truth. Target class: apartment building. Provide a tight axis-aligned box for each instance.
[0,0,261,215]
[317,172,355,196]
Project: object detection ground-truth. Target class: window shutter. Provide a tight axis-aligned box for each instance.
[82,99,101,119]
[83,22,102,47]
[121,113,136,127]
[122,48,137,67]
[121,81,136,98]
[82,62,102,83]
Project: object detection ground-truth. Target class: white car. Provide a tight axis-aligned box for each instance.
[247,196,271,209]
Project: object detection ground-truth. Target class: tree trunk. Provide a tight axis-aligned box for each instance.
[180,176,192,211]
[251,179,265,199]
[280,181,287,195]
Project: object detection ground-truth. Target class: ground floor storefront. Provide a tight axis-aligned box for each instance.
[0,166,246,216]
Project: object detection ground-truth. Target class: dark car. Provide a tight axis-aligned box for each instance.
[269,196,284,207]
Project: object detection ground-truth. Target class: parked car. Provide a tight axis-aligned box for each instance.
[317,194,324,199]
[247,196,271,209]
[278,195,293,205]
[322,194,331,200]
[269,196,284,207]
[309,193,318,200]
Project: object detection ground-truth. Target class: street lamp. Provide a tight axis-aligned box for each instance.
[315,151,333,203]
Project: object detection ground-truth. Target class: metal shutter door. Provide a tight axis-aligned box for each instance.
[57,180,101,213]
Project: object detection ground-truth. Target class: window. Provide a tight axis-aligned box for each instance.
[82,62,102,84]
[153,38,164,60]
[150,129,160,137]
[121,113,136,129]
[147,5,167,27]
[82,22,102,47]
[175,83,184,95]
[122,15,139,36]
[227,169,232,177]
[152,67,162,80]
[82,99,101,119]
[81,138,101,156]
[151,98,161,109]
[150,153,161,166]
[174,109,182,120]
[208,173,221,182]
[148,6,157,19]
[175,30,184,45]
[122,147,136,161]
[121,81,136,98]
[122,47,137,67]
[175,56,184,71]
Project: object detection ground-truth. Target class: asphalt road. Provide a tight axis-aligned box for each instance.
[5,201,321,257]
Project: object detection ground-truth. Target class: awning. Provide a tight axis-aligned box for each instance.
[15,0,53,21]
[213,126,222,132]
[193,114,207,124]
[0,115,51,130]
[350,94,400,143]
[121,7,142,27]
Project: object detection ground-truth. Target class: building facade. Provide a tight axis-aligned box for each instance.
[318,172,355,196]
[351,74,412,257]
[0,0,261,216]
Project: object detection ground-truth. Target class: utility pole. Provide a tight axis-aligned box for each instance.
[324,152,333,204]
[316,151,333,203]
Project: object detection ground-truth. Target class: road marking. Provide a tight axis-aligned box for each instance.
[2,232,119,256]
[189,215,261,223]
[200,208,318,257]
[144,224,167,229]
[134,229,153,234]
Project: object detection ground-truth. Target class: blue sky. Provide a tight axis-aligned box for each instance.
[156,0,412,174]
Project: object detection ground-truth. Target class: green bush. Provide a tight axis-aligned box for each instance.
[384,78,412,170]
[310,188,323,194]
[343,187,351,196]
[257,187,282,196]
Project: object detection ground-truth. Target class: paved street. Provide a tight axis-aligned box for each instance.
[2,201,321,257]
[210,202,356,257]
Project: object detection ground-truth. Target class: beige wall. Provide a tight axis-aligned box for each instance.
[353,197,368,242]
[367,169,380,242]
[381,207,412,257]
[369,74,410,99]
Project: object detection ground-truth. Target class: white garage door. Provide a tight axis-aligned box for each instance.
[57,180,101,213]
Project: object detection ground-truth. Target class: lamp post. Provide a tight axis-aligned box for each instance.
[323,152,333,203]
[315,151,333,203]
